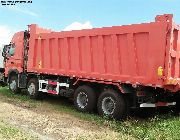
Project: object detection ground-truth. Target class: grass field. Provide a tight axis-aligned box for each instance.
[0,87,179,140]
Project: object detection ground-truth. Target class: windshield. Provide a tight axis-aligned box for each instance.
[8,44,15,56]
[2,43,15,59]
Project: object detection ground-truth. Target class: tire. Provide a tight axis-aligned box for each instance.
[175,102,180,114]
[9,75,20,94]
[97,89,129,120]
[74,85,96,112]
[27,78,42,99]
[173,94,180,114]
[134,108,156,118]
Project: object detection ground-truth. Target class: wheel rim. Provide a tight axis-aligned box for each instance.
[28,83,36,96]
[10,80,16,91]
[102,97,116,115]
[77,92,88,109]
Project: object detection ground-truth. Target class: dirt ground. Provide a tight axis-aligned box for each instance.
[0,94,135,140]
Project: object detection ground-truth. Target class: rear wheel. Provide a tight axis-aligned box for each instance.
[27,78,42,99]
[175,102,180,114]
[174,94,180,114]
[98,89,129,120]
[134,108,156,118]
[74,85,96,112]
[9,75,20,94]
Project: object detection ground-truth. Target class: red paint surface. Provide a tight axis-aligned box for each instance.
[48,81,57,85]
[155,102,168,107]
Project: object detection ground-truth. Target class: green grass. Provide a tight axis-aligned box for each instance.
[0,87,38,108]
[51,100,180,140]
[0,87,179,140]
[0,87,30,101]
[0,120,38,140]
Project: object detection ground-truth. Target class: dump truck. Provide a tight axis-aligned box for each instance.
[0,14,179,119]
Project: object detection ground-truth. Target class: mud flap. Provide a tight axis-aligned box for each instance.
[18,73,27,88]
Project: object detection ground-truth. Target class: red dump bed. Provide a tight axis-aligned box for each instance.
[27,14,180,91]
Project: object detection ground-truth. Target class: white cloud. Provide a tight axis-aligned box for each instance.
[0,25,14,48]
[63,21,93,31]
[0,25,15,67]
[8,6,38,17]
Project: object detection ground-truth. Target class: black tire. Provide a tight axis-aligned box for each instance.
[74,85,96,112]
[9,75,20,94]
[134,108,156,118]
[27,78,42,99]
[97,89,129,120]
[175,102,180,114]
[174,94,180,114]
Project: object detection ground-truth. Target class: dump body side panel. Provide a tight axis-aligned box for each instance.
[154,15,180,91]
[26,20,169,88]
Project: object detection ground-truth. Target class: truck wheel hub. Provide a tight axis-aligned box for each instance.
[102,97,116,115]
[77,92,88,109]
[28,83,35,95]
[10,80,16,91]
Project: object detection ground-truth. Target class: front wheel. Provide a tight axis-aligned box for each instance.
[27,78,42,99]
[9,75,20,94]
[97,89,129,120]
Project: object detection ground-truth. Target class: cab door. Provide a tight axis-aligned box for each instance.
[4,32,24,77]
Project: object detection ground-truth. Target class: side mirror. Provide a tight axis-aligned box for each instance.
[2,45,9,60]
[2,45,7,57]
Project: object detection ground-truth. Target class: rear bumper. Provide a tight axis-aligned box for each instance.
[140,102,176,107]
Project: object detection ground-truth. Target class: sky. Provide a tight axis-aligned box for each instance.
[0,0,180,47]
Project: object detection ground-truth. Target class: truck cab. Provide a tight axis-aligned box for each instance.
[2,32,25,83]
